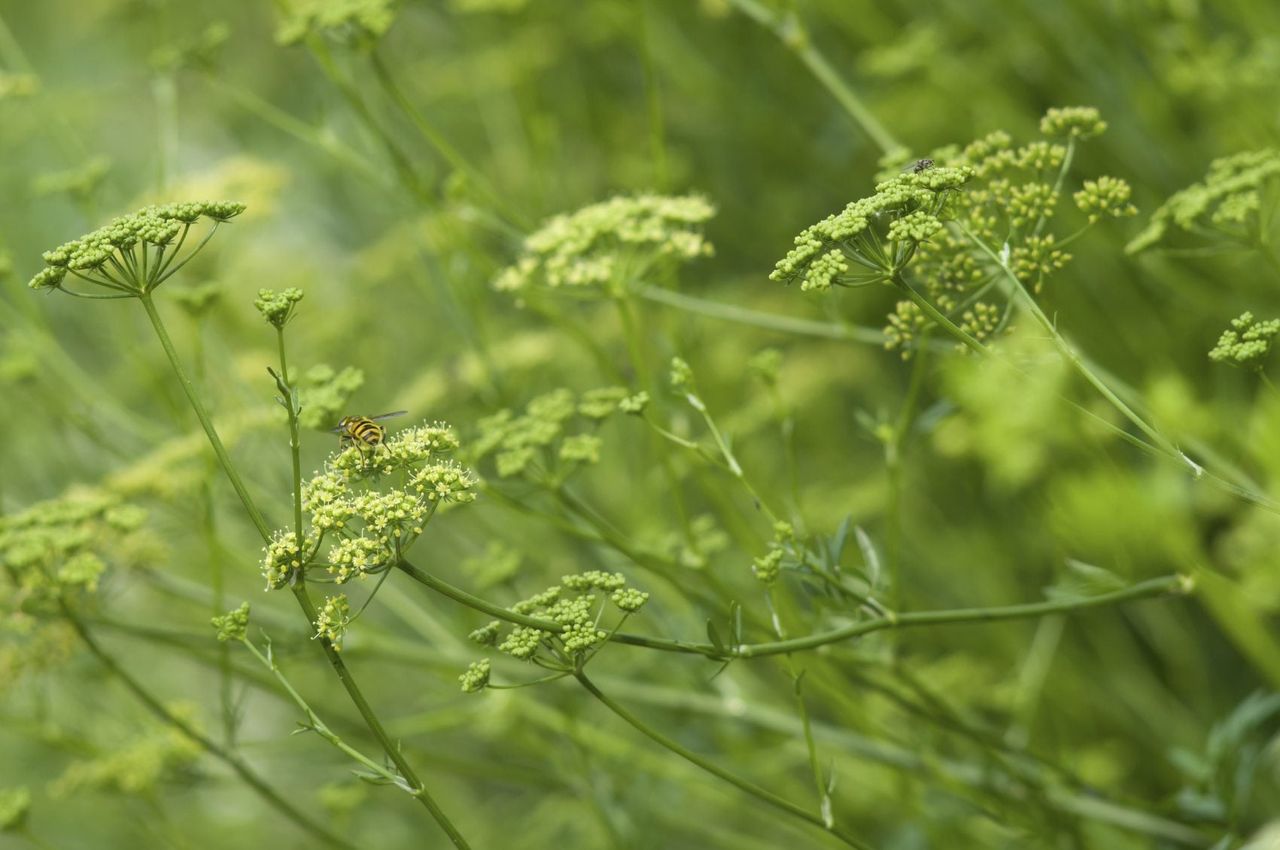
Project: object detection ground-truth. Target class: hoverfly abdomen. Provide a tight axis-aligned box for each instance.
[333,411,407,450]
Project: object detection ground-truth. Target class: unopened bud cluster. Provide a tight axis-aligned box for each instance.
[460,571,648,691]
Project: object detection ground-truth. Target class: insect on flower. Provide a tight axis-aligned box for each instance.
[332,411,407,452]
[903,158,935,174]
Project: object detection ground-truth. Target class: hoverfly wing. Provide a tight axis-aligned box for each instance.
[367,410,408,423]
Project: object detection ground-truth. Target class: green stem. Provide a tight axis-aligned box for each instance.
[367,48,525,231]
[573,671,873,849]
[884,331,931,610]
[638,285,888,344]
[267,330,472,849]
[960,226,1202,476]
[724,0,898,155]
[201,73,390,188]
[59,602,354,849]
[138,293,273,542]
[287,584,472,848]
[399,559,1187,660]
[240,636,409,784]
[276,329,305,549]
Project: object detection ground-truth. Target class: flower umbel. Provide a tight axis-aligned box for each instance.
[494,194,714,296]
[264,422,478,587]
[28,201,245,297]
[1208,312,1280,370]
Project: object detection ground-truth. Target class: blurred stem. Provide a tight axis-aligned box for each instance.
[139,292,273,542]
[724,0,898,155]
[573,671,872,849]
[638,0,670,190]
[304,38,429,200]
[367,48,526,231]
[152,71,179,192]
[1033,138,1075,238]
[192,315,236,745]
[884,332,931,611]
[639,284,888,345]
[59,601,355,850]
[201,73,391,188]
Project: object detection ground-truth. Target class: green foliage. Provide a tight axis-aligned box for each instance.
[5,1,1280,847]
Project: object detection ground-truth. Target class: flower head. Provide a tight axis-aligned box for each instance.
[277,0,398,45]
[28,201,245,296]
[1039,106,1107,140]
[254,287,303,329]
[1127,149,1280,254]
[314,594,353,649]
[1208,312,1280,370]
[494,194,714,296]
[211,602,251,642]
[266,422,477,587]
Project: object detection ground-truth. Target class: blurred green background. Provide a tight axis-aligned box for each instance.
[2,0,1280,847]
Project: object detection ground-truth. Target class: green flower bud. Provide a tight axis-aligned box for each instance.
[254,287,303,329]
[211,602,251,642]
[459,659,491,693]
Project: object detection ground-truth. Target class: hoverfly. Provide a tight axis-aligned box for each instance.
[332,411,407,452]
[904,158,935,174]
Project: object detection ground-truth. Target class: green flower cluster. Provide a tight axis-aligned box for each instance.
[469,386,637,480]
[493,194,715,295]
[1208,312,1280,370]
[313,594,352,649]
[752,522,796,585]
[770,166,974,292]
[462,571,648,690]
[211,602,251,642]
[254,287,303,329]
[28,201,245,296]
[796,106,1132,357]
[1127,149,1280,254]
[261,422,477,587]
[276,0,398,45]
[0,489,148,611]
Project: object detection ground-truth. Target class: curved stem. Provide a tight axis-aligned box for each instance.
[574,671,874,849]
[958,226,1202,476]
[138,292,273,541]
[59,602,355,850]
[724,0,898,155]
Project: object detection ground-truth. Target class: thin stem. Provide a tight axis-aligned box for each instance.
[399,558,1188,660]
[959,225,1202,476]
[367,48,526,232]
[240,636,409,784]
[884,332,931,610]
[638,0,669,190]
[276,329,305,550]
[724,0,898,155]
[138,292,273,541]
[59,602,355,849]
[201,73,391,188]
[268,330,472,849]
[639,285,888,345]
[573,671,873,849]
[287,583,473,849]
